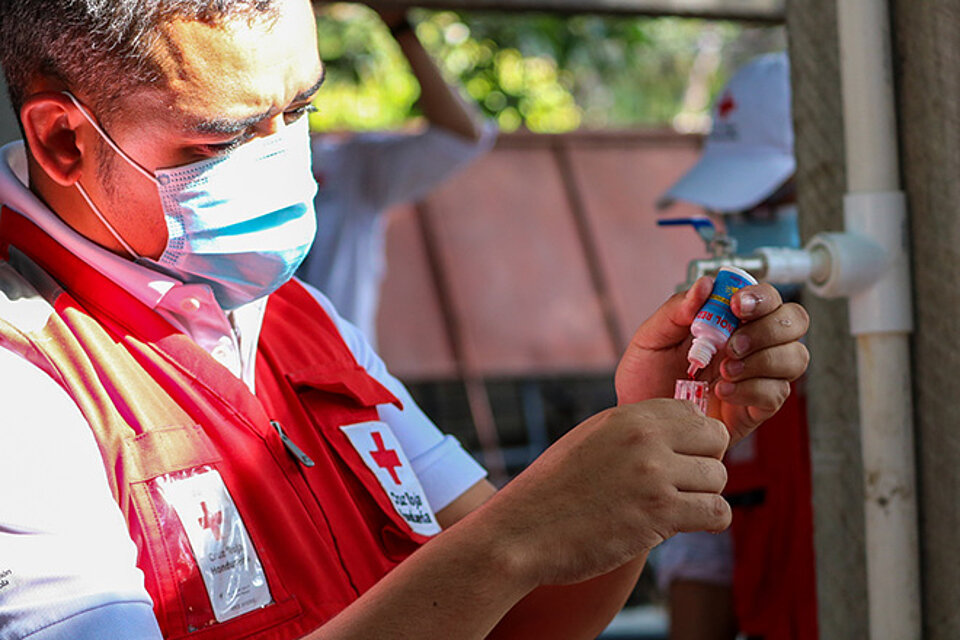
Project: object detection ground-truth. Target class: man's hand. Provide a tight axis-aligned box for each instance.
[365,2,485,142]
[318,399,731,639]
[615,277,810,445]
[465,399,731,587]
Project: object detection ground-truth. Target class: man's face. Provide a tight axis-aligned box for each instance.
[79,0,324,259]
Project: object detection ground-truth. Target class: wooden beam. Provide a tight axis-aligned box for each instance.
[372,0,785,22]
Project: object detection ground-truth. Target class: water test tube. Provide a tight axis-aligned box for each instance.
[674,379,710,415]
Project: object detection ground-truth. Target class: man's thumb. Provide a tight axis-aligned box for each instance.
[628,276,712,350]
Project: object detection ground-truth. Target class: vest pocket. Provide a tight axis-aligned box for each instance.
[322,418,440,554]
[286,363,402,411]
[285,367,434,548]
[124,426,301,638]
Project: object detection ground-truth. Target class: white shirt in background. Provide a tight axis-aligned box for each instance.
[299,123,497,347]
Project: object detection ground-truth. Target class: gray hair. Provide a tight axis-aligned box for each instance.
[0,1,277,121]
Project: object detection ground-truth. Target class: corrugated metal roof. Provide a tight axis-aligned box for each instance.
[377,129,708,380]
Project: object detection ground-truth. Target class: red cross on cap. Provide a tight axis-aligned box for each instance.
[370,431,403,485]
[718,91,737,119]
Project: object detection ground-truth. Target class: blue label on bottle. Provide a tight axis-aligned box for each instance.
[694,270,754,339]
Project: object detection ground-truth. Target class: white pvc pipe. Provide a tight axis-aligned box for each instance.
[835,1,921,638]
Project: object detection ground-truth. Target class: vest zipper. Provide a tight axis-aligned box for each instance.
[271,420,315,467]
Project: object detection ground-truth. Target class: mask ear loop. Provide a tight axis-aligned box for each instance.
[61,91,158,259]
[62,91,158,184]
[73,181,140,258]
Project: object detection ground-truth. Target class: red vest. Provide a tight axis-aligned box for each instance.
[724,381,818,640]
[0,207,432,639]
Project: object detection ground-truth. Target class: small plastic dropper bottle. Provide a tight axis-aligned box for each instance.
[687,266,758,378]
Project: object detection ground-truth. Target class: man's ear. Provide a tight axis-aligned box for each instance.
[20,92,85,187]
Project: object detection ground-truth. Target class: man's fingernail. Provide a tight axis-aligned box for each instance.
[716,381,736,397]
[730,334,750,357]
[724,359,745,377]
[739,293,758,315]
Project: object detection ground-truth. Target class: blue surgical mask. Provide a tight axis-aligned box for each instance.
[65,92,318,310]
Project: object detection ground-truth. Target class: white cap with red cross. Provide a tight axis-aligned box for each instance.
[659,52,795,213]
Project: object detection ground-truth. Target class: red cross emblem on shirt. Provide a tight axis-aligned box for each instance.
[199,502,224,541]
[718,91,737,118]
[370,431,403,485]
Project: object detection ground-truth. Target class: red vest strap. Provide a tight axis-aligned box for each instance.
[0,206,182,343]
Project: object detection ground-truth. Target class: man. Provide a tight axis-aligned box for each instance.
[0,3,809,638]
[299,6,496,347]
[657,52,817,640]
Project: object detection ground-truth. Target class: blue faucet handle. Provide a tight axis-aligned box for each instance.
[656,217,714,230]
[657,217,716,244]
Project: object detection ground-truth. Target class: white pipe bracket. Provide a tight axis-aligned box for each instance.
[805,191,913,335]
[804,231,887,299]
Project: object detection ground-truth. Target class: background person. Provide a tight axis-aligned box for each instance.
[299,4,496,347]
[656,51,817,640]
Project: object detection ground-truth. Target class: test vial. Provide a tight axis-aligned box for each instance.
[674,379,710,415]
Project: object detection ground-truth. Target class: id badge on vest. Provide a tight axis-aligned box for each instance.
[154,467,273,621]
[340,421,442,536]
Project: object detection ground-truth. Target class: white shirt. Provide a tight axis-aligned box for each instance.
[0,141,486,639]
[654,530,734,592]
[298,123,497,347]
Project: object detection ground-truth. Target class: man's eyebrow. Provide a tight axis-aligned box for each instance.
[193,110,273,136]
[191,69,326,136]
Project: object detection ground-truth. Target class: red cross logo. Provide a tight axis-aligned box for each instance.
[199,502,223,541]
[718,91,737,119]
[370,431,403,485]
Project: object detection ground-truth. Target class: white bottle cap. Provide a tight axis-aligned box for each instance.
[687,338,717,377]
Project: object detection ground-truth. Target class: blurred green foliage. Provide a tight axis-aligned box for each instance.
[310,4,784,133]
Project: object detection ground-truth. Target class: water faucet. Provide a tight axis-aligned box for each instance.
[657,217,764,287]
[656,214,904,316]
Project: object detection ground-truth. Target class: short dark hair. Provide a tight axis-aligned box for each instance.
[0,1,277,121]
